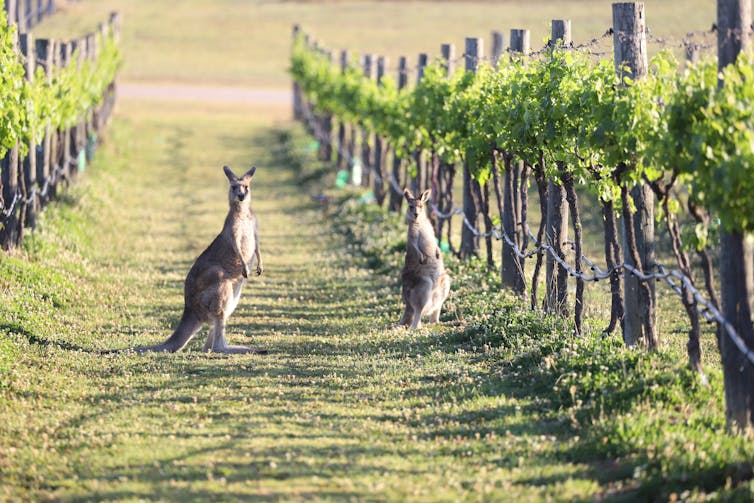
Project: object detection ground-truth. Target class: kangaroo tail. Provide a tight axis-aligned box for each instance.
[130,310,203,353]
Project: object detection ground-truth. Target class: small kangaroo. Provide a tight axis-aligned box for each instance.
[134,165,265,354]
[399,188,451,329]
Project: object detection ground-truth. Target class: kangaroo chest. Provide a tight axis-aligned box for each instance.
[233,218,256,261]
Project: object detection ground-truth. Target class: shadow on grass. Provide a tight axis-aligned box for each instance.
[0,322,97,354]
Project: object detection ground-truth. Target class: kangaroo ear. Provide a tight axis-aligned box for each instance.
[403,188,413,201]
[243,166,257,180]
[223,165,238,182]
[420,189,431,203]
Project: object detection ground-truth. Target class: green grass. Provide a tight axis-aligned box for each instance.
[33,0,716,87]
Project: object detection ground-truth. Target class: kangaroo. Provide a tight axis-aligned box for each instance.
[399,188,451,330]
[134,165,265,354]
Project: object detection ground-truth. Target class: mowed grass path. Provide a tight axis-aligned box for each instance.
[1,100,589,500]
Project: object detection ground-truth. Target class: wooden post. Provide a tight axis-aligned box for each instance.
[35,38,54,207]
[23,0,30,28]
[360,54,374,187]
[374,55,389,206]
[0,147,20,249]
[36,0,42,23]
[336,49,349,170]
[441,43,455,75]
[460,38,482,259]
[292,25,303,120]
[106,12,120,120]
[716,0,754,433]
[108,11,122,44]
[411,53,428,195]
[545,20,571,314]
[15,0,24,32]
[318,50,333,162]
[437,43,457,250]
[94,22,108,133]
[491,31,504,68]
[388,57,408,213]
[0,29,19,249]
[502,30,529,292]
[60,41,72,185]
[417,52,428,81]
[5,0,17,26]
[20,33,37,231]
[551,19,572,49]
[613,2,656,348]
[72,37,88,174]
[509,29,530,60]
[85,33,97,163]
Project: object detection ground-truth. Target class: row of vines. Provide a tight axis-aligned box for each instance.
[290,2,754,433]
[0,9,122,248]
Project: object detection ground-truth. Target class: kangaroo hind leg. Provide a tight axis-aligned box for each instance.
[203,325,216,352]
[134,310,203,353]
[409,280,432,330]
[398,304,413,327]
[210,317,265,354]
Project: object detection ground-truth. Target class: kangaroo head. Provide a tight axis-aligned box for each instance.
[403,188,431,224]
[224,165,256,205]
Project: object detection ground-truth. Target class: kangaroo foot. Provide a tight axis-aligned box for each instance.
[210,344,268,355]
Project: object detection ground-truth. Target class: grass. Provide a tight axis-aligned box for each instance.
[33,0,716,87]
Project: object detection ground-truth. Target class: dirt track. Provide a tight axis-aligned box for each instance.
[119,82,291,105]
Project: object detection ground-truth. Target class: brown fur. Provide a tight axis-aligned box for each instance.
[134,165,265,354]
[398,188,451,329]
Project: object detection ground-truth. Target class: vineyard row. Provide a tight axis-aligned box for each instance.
[289,1,754,432]
[0,9,122,249]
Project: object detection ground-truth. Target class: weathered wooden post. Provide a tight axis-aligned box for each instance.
[388,56,409,213]
[107,11,121,114]
[436,43,457,249]
[374,55,389,206]
[23,0,31,28]
[346,62,358,186]
[35,37,54,208]
[336,49,349,171]
[5,0,17,26]
[502,29,529,293]
[613,2,656,349]
[716,0,754,433]
[359,54,374,187]
[491,31,505,68]
[85,32,97,162]
[59,40,72,185]
[0,27,19,249]
[0,144,20,250]
[318,50,334,162]
[15,0,25,32]
[545,20,571,315]
[67,37,85,177]
[411,53,428,195]
[292,25,303,121]
[94,22,109,134]
[460,37,482,259]
[19,32,37,231]
[441,43,455,75]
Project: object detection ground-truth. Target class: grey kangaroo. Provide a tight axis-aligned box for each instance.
[135,165,265,354]
[399,188,451,329]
